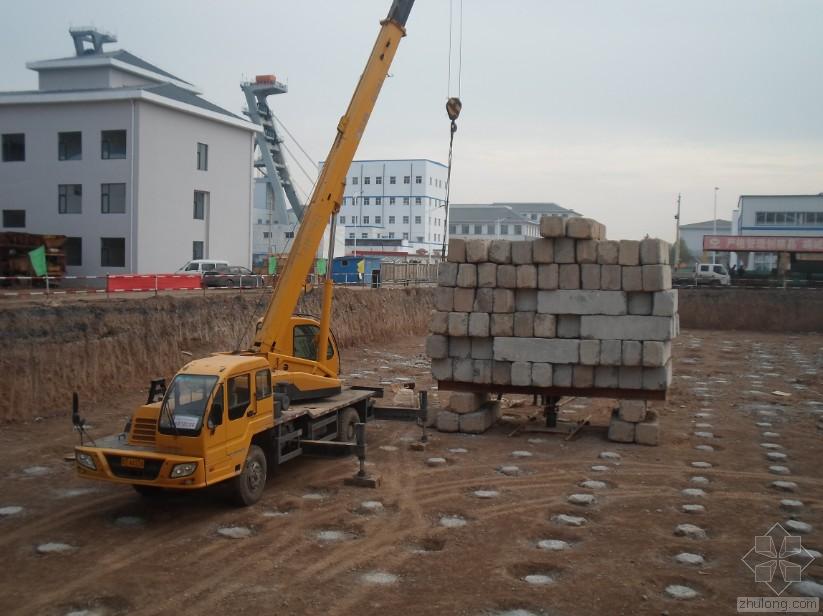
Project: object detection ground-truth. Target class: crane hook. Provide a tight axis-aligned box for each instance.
[446,97,462,122]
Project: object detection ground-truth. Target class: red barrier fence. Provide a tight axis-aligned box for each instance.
[106,274,201,293]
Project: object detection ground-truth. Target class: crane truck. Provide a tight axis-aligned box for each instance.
[73,0,416,506]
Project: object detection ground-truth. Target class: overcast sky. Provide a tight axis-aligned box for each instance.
[3,0,822,241]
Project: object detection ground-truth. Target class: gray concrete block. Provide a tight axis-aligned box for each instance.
[453,288,475,312]
[618,240,640,266]
[600,339,622,365]
[597,240,620,265]
[576,239,598,264]
[430,358,452,381]
[471,337,493,360]
[622,340,642,366]
[594,365,619,388]
[493,337,579,363]
[534,313,557,338]
[553,364,573,387]
[516,265,537,288]
[643,361,672,391]
[619,366,643,389]
[601,264,621,290]
[573,365,594,388]
[447,239,466,263]
[533,238,554,264]
[492,361,511,385]
[466,239,491,263]
[437,262,458,286]
[555,238,576,263]
[581,264,601,289]
[453,358,474,382]
[540,215,566,238]
[457,263,477,288]
[566,217,599,239]
[477,263,498,288]
[429,310,449,335]
[514,311,535,337]
[437,409,460,432]
[511,361,532,386]
[449,336,472,358]
[426,334,449,359]
[468,312,490,337]
[490,313,514,336]
[537,290,628,315]
[511,240,533,265]
[580,339,600,365]
[493,289,516,313]
[532,363,553,387]
[608,415,636,443]
[622,266,643,292]
[642,341,671,367]
[515,289,537,312]
[640,238,670,265]
[448,391,488,413]
[642,265,672,291]
[488,239,512,264]
[434,286,454,312]
[473,288,494,312]
[635,409,660,446]
[627,292,653,315]
[557,315,581,338]
[652,289,678,316]
[460,403,499,434]
[447,312,469,337]
[472,359,493,384]
[538,264,559,289]
[580,315,674,341]
[558,264,580,289]
[618,399,647,423]
[497,264,517,288]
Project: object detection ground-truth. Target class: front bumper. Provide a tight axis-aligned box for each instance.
[75,445,208,490]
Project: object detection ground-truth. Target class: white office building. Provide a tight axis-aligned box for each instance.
[0,28,258,275]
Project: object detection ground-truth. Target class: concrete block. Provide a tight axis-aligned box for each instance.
[557,315,581,338]
[553,364,573,387]
[618,366,643,389]
[490,313,514,336]
[600,340,622,365]
[531,363,553,387]
[573,365,594,388]
[533,313,557,338]
[460,403,499,434]
[466,239,490,263]
[453,358,474,382]
[627,292,653,315]
[449,336,472,358]
[497,264,517,288]
[640,238,670,265]
[437,262,458,286]
[594,222,607,240]
[515,289,537,312]
[597,240,620,265]
[430,358,452,381]
[426,334,449,359]
[601,264,622,290]
[477,263,498,288]
[576,239,598,264]
[580,340,600,365]
[635,409,660,446]
[533,238,554,264]
[492,361,511,385]
[468,312,490,337]
[513,312,535,337]
[652,290,678,316]
[473,288,494,312]
[537,290,627,315]
[566,217,599,239]
[618,240,640,266]
[558,264,580,289]
[538,264,559,289]
[540,215,566,238]
[493,337,579,364]
[622,266,643,292]
[453,288,475,312]
[447,238,466,263]
[448,312,469,337]
[516,265,537,289]
[434,286,454,312]
[511,240,533,265]
[511,361,532,386]
[581,264,601,289]
[448,391,488,414]
[594,365,619,388]
[642,341,671,367]
[472,359,493,384]
[471,337,494,360]
[608,414,636,443]
[555,238,576,263]
[488,239,512,264]
[580,315,674,341]
[642,265,672,291]
[622,340,642,366]
[457,263,477,288]
[430,311,449,335]
[492,289,516,313]
[618,399,647,423]
[643,361,673,391]
[437,409,460,432]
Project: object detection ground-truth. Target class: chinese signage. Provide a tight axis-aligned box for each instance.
[703,235,823,253]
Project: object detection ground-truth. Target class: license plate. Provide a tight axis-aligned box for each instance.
[121,456,145,469]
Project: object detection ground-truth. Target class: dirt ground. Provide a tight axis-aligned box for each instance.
[1,330,822,615]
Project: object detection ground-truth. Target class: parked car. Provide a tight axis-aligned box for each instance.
[673,263,731,286]
[176,259,230,275]
[203,265,263,288]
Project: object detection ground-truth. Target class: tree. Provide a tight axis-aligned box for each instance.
[669,239,693,268]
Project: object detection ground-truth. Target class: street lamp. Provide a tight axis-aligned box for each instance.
[712,187,719,264]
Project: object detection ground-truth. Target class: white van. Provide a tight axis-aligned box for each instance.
[176,260,230,275]
[695,263,731,286]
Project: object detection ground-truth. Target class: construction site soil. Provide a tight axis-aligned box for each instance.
[1,328,822,615]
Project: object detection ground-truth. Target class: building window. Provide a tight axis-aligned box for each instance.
[365,197,371,205]
[403,232,409,240]
[58,184,82,214]
[416,236,424,242]
[389,197,396,205]
[193,190,208,219]
[339,216,345,224]
[364,177,371,185]
[514,224,522,235]
[262,231,270,238]
[389,176,396,184]
[403,176,410,184]
[58,132,82,161]
[474,224,482,234]
[101,183,127,214]
[403,216,410,224]
[363,216,370,224]
[388,232,395,238]
[197,142,208,170]
[361,232,368,239]
[375,197,382,205]
[65,237,82,266]
[375,216,382,224]
[449,224,456,234]
[500,224,509,235]
[429,177,432,185]
[376,176,382,185]
[487,224,494,234]
[389,216,395,224]
[415,175,422,184]
[351,177,358,185]
[2,209,25,228]
[461,224,470,234]
[415,197,422,205]
[2,133,25,162]
[415,216,422,224]
[349,233,355,239]
[101,130,126,159]
[351,216,358,224]
[101,237,125,267]
[403,197,410,205]
[192,240,204,260]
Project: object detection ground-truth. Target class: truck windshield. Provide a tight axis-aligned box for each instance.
[159,374,218,432]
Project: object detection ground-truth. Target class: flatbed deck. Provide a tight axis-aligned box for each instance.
[280,387,375,423]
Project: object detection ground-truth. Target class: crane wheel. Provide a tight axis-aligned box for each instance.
[230,444,267,507]
[337,407,360,443]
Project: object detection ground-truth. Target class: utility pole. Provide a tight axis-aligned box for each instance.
[673,193,681,268]
[712,187,719,264]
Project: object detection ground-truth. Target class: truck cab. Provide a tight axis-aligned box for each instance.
[696,263,731,285]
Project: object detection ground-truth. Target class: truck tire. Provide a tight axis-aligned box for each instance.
[337,407,360,442]
[230,445,267,507]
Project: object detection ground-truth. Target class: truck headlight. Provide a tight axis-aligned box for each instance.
[76,452,97,470]
[170,462,197,478]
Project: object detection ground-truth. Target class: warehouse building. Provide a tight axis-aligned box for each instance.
[448,202,579,241]
[678,219,732,266]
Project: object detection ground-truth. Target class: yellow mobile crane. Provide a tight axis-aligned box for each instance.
[73,0,416,506]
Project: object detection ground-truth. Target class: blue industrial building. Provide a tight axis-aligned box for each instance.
[331,256,382,285]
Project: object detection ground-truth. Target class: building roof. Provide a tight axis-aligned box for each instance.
[680,219,732,229]
[492,202,581,216]
[739,194,823,199]
[144,83,241,119]
[449,205,538,225]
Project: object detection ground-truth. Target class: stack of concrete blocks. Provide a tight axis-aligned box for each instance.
[426,215,677,441]
[435,391,502,434]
